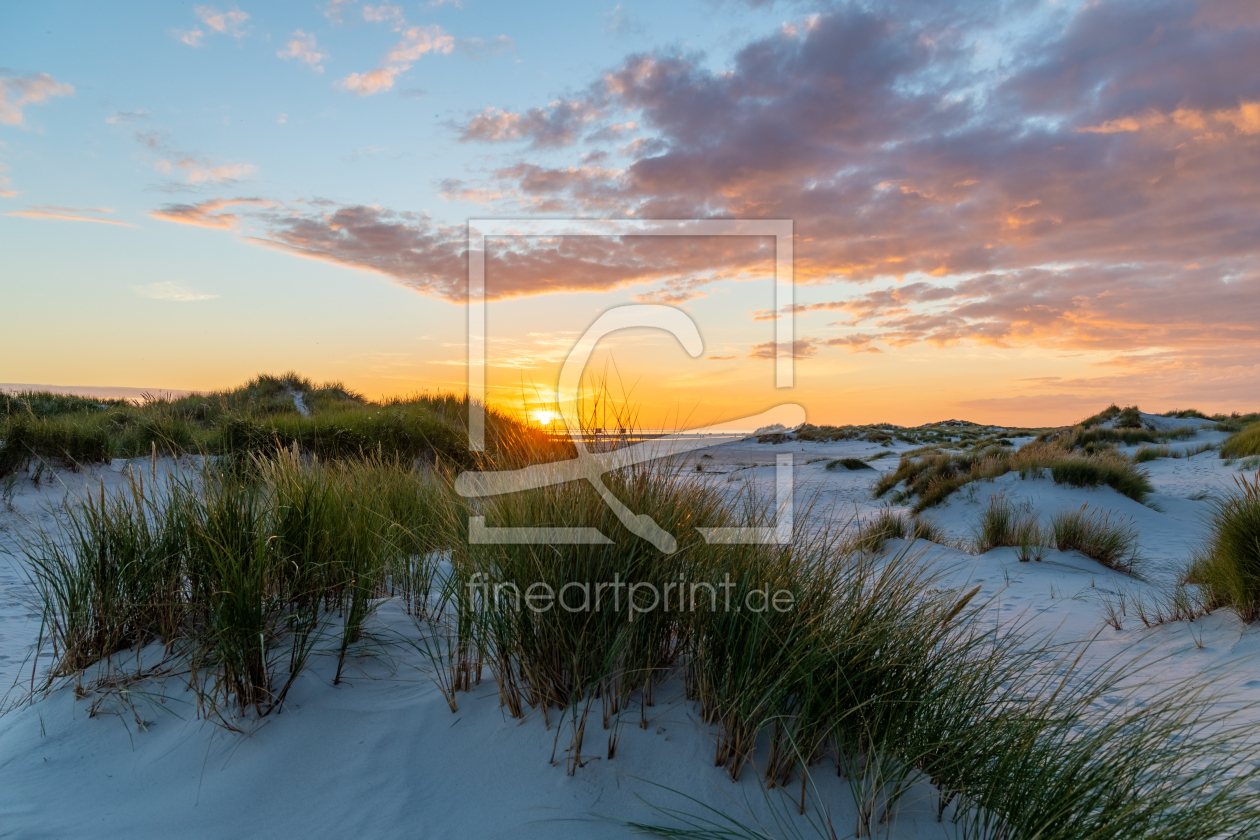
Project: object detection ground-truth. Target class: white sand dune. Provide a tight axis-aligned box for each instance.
[2,421,1259,838]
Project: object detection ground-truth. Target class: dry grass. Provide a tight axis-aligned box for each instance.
[873,441,1153,512]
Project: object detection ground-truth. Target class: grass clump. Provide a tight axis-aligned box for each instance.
[824,457,872,471]
[1133,444,1173,463]
[1047,456,1154,502]
[0,416,113,477]
[1051,504,1140,575]
[873,443,1154,512]
[846,509,909,553]
[972,494,1047,560]
[1187,473,1260,621]
[23,452,455,715]
[1221,422,1260,459]
[1,390,126,418]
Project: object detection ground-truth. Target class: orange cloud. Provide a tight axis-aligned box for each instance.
[6,209,135,227]
[150,198,274,229]
[338,25,454,95]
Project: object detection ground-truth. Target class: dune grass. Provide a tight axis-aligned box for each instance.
[1050,504,1140,575]
[972,494,1047,561]
[0,373,550,478]
[824,457,872,471]
[873,441,1154,513]
[1221,422,1260,459]
[22,451,455,714]
[16,394,1260,838]
[1187,473,1260,621]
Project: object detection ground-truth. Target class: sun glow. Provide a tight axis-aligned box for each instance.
[532,409,559,426]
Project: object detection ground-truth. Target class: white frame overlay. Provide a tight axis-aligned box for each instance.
[460,218,797,548]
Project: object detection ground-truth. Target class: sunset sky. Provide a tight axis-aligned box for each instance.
[2,0,1258,428]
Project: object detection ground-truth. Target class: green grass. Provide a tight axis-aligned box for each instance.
[846,509,909,553]
[22,452,455,714]
[1,390,127,418]
[1187,474,1260,621]
[1051,504,1140,575]
[0,372,552,477]
[972,494,1047,560]
[1133,444,1173,463]
[1221,422,1260,459]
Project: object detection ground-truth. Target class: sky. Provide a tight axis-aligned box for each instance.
[1,0,1258,428]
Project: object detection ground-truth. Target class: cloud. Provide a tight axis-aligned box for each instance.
[278,30,327,72]
[177,5,249,46]
[362,4,404,28]
[0,72,74,127]
[437,0,1260,377]
[154,157,256,184]
[6,209,136,227]
[150,197,275,228]
[437,179,504,205]
[140,0,1260,403]
[131,281,218,301]
[338,24,455,95]
[460,100,602,147]
[148,197,777,301]
[748,339,818,360]
[196,5,249,35]
[823,334,883,354]
[325,0,355,23]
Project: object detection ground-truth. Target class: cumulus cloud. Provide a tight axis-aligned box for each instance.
[443,0,1260,372]
[278,30,327,72]
[132,281,218,301]
[338,24,454,95]
[0,72,74,127]
[460,100,602,147]
[147,0,1260,391]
